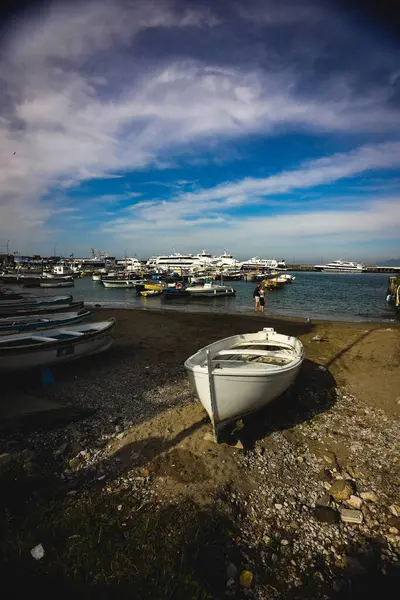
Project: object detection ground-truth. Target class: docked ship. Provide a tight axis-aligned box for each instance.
[313,260,366,273]
[240,257,286,271]
[146,250,238,273]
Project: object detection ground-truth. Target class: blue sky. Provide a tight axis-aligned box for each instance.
[1,0,400,261]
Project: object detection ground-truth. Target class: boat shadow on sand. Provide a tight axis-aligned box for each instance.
[232,357,338,450]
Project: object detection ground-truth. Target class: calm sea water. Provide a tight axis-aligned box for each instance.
[64,272,394,323]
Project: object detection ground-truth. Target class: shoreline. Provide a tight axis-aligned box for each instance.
[91,304,400,327]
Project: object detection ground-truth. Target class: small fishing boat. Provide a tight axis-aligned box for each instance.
[0,301,84,317]
[144,282,163,292]
[140,289,162,298]
[0,294,73,310]
[262,278,286,290]
[0,310,91,334]
[102,279,145,288]
[185,282,236,297]
[0,319,116,372]
[39,279,74,288]
[162,285,189,298]
[185,327,305,438]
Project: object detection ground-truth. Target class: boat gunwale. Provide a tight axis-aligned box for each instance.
[184,330,305,377]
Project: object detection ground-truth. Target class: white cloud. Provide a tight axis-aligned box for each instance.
[1,0,400,254]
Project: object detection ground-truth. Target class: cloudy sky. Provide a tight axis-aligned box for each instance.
[1,0,400,261]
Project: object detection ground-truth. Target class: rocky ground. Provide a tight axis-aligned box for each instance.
[0,310,399,599]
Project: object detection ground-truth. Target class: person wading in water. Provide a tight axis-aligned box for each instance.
[259,285,266,314]
[253,283,261,312]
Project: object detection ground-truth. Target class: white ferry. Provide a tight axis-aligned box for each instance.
[241,257,286,271]
[314,260,366,273]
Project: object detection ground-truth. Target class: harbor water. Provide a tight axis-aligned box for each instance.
[64,271,394,322]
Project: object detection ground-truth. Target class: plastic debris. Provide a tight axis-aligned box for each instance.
[239,570,253,588]
[30,544,45,560]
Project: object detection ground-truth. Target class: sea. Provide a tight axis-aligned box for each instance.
[66,272,395,323]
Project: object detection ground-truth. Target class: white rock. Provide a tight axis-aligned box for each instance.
[340,509,363,524]
[30,544,45,560]
[345,495,363,510]
[360,491,378,503]
[275,503,283,510]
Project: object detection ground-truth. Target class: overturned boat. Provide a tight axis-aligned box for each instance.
[184,328,305,438]
[0,319,116,371]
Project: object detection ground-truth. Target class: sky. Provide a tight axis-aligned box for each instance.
[1,0,400,262]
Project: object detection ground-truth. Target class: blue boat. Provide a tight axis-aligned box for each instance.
[162,285,189,299]
[0,294,73,311]
[0,310,92,334]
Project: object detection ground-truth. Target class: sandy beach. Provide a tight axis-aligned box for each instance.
[0,308,399,599]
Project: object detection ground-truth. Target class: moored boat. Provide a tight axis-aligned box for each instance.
[185,282,236,297]
[102,279,145,288]
[39,279,75,288]
[0,319,116,371]
[184,327,305,438]
[0,310,91,334]
[140,289,162,297]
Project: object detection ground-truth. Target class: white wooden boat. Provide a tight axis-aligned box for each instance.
[102,279,145,288]
[0,310,91,334]
[0,319,116,371]
[184,327,304,438]
[185,282,236,297]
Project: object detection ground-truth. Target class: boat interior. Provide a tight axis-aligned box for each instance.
[205,339,298,370]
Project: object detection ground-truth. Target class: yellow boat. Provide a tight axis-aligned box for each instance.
[144,283,163,291]
[262,279,285,289]
[140,289,162,298]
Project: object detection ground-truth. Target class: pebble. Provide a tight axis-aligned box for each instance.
[340,509,363,524]
[239,570,253,588]
[360,491,378,503]
[275,503,283,510]
[226,563,237,578]
[281,539,289,546]
[389,504,400,517]
[226,578,235,588]
[345,495,363,510]
[329,480,353,502]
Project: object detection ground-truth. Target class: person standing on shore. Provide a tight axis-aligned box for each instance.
[253,283,260,312]
[259,285,266,314]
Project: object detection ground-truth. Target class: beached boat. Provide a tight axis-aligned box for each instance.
[185,282,236,297]
[0,310,91,334]
[184,327,304,437]
[0,294,73,310]
[0,319,116,372]
[0,301,84,317]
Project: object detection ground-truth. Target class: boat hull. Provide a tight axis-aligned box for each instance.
[0,320,115,371]
[0,301,83,317]
[39,281,75,288]
[185,329,304,427]
[186,285,236,297]
[0,310,91,334]
[186,364,302,424]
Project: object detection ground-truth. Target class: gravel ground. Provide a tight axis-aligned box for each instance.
[0,311,399,598]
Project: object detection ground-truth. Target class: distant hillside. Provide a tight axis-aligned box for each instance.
[377,258,400,266]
